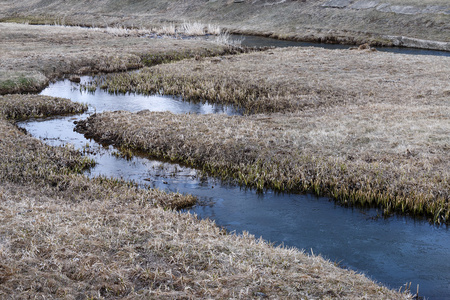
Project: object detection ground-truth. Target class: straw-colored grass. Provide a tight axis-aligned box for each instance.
[100,47,450,114]
[0,94,87,120]
[0,70,49,95]
[0,22,233,95]
[85,47,449,223]
[0,180,408,299]
[0,18,412,299]
[1,0,449,49]
[0,95,408,299]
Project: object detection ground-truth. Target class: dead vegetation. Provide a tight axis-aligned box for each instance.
[85,47,450,223]
[0,22,235,95]
[0,181,408,299]
[100,47,450,114]
[1,0,449,49]
[0,94,87,120]
[0,20,418,298]
[0,95,409,299]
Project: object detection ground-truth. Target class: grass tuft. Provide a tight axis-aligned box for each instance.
[81,47,449,223]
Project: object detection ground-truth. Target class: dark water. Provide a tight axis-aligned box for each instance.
[18,72,450,299]
[229,34,450,57]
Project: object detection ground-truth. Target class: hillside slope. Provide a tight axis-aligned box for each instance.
[1,0,449,50]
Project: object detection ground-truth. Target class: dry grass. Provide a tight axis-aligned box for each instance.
[100,47,450,114]
[0,94,87,120]
[0,22,232,94]
[0,180,408,299]
[0,94,196,209]
[84,47,449,223]
[90,22,222,37]
[0,17,412,299]
[0,70,48,94]
[1,0,449,48]
[0,96,408,299]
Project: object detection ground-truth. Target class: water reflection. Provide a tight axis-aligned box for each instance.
[40,77,242,116]
[16,76,450,300]
[227,34,450,57]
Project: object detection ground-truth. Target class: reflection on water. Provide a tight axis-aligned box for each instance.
[227,34,450,57]
[17,74,450,300]
[40,77,241,115]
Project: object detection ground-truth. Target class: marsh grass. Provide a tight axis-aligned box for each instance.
[0,17,411,300]
[76,109,449,223]
[0,180,408,299]
[100,47,450,114]
[86,47,449,223]
[0,95,408,299]
[0,23,233,95]
[91,21,222,37]
[0,94,87,120]
[0,70,48,95]
[2,0,449,50]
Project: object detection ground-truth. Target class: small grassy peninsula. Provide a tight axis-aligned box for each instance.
[89,47,450,223]
[0,22,411,298]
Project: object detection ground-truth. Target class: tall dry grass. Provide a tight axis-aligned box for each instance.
[0,22,231,94]
[89,47,450,223]
[0,93,408,299]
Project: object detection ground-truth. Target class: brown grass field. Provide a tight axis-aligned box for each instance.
[0,96,409,298]
[0,22,234,95]
[0,23,412,298]
[1,0,449,49]
[86,47,450,223]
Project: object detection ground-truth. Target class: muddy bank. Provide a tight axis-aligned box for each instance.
[1,0,449,51]
[0,22,234,95]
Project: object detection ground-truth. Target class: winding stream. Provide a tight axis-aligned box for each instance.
[229,34,450,57]
[19,41,450,299]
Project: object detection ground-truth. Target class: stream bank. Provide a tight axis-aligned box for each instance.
[2,0,450,51]
[17,73,450,299]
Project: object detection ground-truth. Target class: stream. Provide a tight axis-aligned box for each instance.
[18,40,450,299]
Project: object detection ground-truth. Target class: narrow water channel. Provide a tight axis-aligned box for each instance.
[228,34,450,57]
[19,52,450,300]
